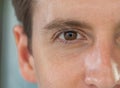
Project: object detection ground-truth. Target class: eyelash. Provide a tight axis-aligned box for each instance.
[52,28,87,43]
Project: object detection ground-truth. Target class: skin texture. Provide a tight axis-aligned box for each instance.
[14,0,120,88]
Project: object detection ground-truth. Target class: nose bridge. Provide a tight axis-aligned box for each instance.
[84,41,118,88]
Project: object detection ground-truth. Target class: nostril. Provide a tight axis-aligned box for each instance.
[85,77,98,88]
[85,77,99,86]
[89,84,97,88]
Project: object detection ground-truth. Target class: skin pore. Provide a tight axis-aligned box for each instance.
[14,0,120,88]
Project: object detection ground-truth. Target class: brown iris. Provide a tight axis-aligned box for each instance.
[64,31,78,40]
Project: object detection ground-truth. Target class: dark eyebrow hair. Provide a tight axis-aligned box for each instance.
[44,19,92,30]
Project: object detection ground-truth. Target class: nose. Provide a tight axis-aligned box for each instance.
[84,43,120,88]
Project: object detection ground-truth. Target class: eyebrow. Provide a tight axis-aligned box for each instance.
[44,19,92,30]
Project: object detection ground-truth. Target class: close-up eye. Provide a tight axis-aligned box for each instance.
[58,30,86,42]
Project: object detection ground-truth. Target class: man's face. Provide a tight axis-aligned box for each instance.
[15,0,120,88]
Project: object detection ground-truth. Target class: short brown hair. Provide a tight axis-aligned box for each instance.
[12,0,33,52]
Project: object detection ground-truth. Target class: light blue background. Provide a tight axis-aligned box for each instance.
[1,0,37,88]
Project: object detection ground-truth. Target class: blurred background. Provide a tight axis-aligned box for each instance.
[0,0,37,88]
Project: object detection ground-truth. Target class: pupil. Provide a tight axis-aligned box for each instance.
[64,31,77,40]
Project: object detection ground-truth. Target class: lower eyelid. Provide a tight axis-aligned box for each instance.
[57,36,87,44]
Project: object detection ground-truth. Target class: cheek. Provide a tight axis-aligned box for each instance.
[32,43,87,87]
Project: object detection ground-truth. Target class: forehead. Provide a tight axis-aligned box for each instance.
[37,0,120,8]
[34,0,120,17]
[33,0,120,28]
